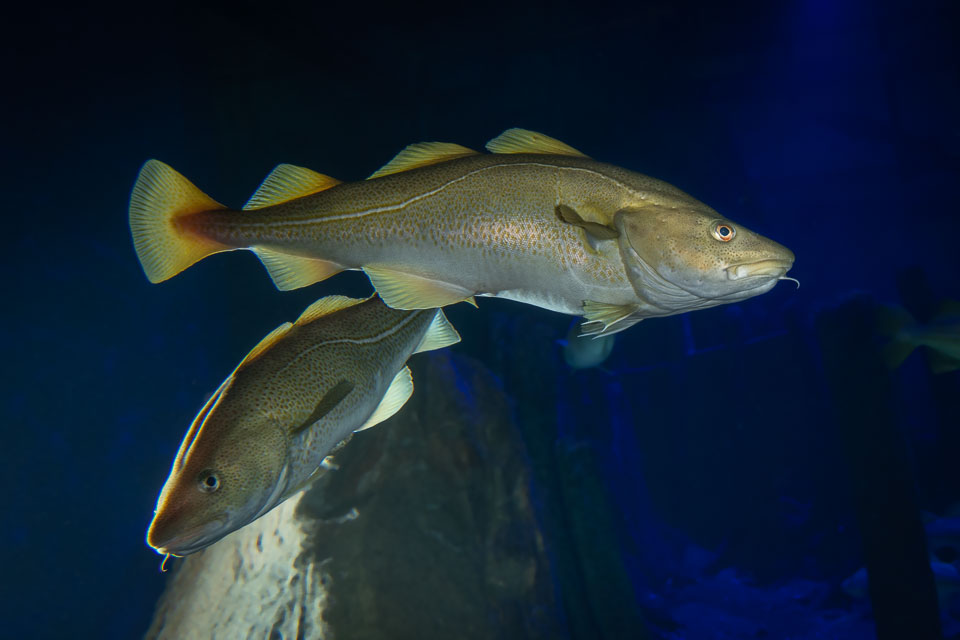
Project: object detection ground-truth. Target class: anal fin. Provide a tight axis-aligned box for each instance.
[363,265,476,309]
[356,367,413,432]
[580,301,642,337]
[254,248,345,291]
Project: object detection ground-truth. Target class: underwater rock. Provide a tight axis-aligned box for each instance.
[145,351,562,640]
[144,492,328,639]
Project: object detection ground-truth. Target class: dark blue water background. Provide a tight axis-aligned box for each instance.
[2,1,957,638]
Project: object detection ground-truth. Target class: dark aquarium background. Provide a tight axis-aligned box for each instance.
[3,1,959,638]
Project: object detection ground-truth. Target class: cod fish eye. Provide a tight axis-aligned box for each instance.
[198,470,220,493]
[712,222,736,242]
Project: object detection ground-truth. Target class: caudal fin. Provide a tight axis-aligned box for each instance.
[129,160,231,283]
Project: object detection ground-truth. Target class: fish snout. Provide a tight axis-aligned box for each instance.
[147,514,228,557]
[726,254,794,281]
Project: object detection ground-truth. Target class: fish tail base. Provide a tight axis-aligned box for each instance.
[129,160,232,283]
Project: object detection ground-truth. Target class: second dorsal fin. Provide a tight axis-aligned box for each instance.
[485,128,588,157]
[368,142,479,179]
[244,164,341,210]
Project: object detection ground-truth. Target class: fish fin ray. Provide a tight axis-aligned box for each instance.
[290,379,355,436]
[368,142,480,179]
[556,204,619,250]
[927,350,960,375]
[237,322,294,370]
[363,266,476,309]
[296,295,367,324]
[413,310,462,354]
[355,367,413,431]
[129,159,232,283]
[881,340,915,370]
[485,128,589,157]
[253,248,345,291]
[580,301,641,337]
[244,164,341,210]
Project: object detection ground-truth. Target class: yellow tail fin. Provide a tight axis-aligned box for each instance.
[129,160,231,283]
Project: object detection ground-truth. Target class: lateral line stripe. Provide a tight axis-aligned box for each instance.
[237,162,641,229]
[274,310,425,377]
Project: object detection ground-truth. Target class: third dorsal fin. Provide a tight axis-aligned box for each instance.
[368,142,479,179]
[413,310,461,354]
[485,128,588,157]
[244,164,341,210]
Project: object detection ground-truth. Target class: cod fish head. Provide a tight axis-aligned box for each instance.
[614,204,795,312]
[146,398,290,557]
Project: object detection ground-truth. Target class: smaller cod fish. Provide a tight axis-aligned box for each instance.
[146,295,460,556]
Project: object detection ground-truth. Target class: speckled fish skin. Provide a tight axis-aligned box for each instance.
[187,153,639,313]
[131,130,795,334]
[146,296,458,557]
[193,154,790,323]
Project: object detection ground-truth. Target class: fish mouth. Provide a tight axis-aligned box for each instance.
[726,259,793,280]
[149,517,229,557]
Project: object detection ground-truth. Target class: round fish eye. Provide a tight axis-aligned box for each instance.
[198,471,220,493]
[712,222,736,242]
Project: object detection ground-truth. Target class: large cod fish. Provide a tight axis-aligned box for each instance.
[130,129,795,335]
[146,295,460,557]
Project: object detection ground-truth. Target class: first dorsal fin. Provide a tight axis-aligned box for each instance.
[236,322,294,369]
[368,142,479,179]
[296,295,367,325]
[244,164,341,210]
[485,128,588,158]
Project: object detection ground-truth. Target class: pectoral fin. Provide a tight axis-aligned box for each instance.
[580,301,642,337]
[355,366,413,432]
[363,265,477,309]
[556,204,619,251]
[290,380,355,436]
